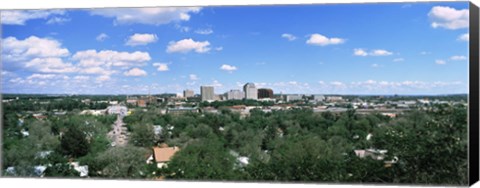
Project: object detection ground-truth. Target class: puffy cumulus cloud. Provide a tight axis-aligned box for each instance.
[153,63,169,71]
[25,57,77,73]
[353,48,368,56]
[189,74,198,81]
[72,50,151,68]
[80,67,116,75]
[435,59,447,65]
[123,68,147,77]
[90,7,201,25]
[281,33,296,41]
[125,33,158,46]
[195,28,213,35]
[371,49,393,56]
[306,34,345,46]
[450,55,467,61]
[353,48,393,56]
[73,75,90,81]
[428,6,469,30]
[1,10,65,25]
[220,64,237,72]
[8,73,70,86]
[458,33,469,41]
[96,75,111,82]
[2,36,70,62]
[210,80,223,87]
[96,33,109,41]
[1,36,76,74]
[166,38,211,53]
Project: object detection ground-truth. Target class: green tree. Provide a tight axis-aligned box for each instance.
[60,126,90,158]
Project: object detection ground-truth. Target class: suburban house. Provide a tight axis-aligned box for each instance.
[150,145,181,168]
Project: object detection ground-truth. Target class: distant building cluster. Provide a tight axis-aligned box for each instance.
[193,82,277,102]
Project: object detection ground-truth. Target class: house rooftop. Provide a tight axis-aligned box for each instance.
[153,146,180,163]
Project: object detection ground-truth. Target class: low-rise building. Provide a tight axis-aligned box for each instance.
[167,107,199,115]
[284,94,303,102]
[152,146,180,168]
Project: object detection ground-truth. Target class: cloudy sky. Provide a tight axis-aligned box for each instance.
[1,2,470,95]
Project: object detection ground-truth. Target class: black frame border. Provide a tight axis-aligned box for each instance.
[469,1,479,186]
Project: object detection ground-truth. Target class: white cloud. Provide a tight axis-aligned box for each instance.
[428,6,469,30]
[371,64,380,68]
[96,75,111,82]
[189,74,198,80]
[27,73,57,80]
[46,17,70,25]
[435,60,447,65]
[1,10,65,25]
[371,49,393,56]
[458,33,469,41]
[2,36,70,62]
[125,33,158,46]
[211,80,223,87]
[25,57,77,73]
[450,55,467,61]
[353,48,368,56]
[306,34,345,46]
[281,33,296,41]
[215,47,223,51]
[74,76,90,81]
[72,50,151,68]
[166,38,211,53]
[90,7,201,25]
[420,51,431,55]
[124,68,147,77]
[353,48,393,56]
[220,64,237,72]
[80,67,116,75]
[96,33,109,41]
[153,63,169,71]
[393,58,404,62]
[175,24,190,32]
[1,36,75,73]
[195,28,213,35]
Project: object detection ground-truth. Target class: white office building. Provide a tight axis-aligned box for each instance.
[285,94,303,102]
[313,95,325,102]
[243,83,258,100]
[227,90,245,100]
[201,86,215,102]
[183,89,194,98]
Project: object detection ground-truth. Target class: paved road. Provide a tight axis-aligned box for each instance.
[107,114,129,147]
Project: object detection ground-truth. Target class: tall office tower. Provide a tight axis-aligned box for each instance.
[183,89,194,98]
[200,86,215,101]
[227,89,245,100]
[257,88,274,99]
[243,82,258,100]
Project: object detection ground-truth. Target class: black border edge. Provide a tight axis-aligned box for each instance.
[469,1,480,186]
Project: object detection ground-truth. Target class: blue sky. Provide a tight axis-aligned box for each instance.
[1,2,470,95]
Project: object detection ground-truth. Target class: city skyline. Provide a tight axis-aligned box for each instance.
[1,2,470,95]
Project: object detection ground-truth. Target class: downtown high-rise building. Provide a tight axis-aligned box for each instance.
[183,89,194,98]
[257,88,274,99]
[200,86,215,101]
[227,89,245,100]
[243,83,258,100]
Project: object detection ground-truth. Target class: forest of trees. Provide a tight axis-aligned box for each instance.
[2,97,468,185]
[122,103,468,185]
